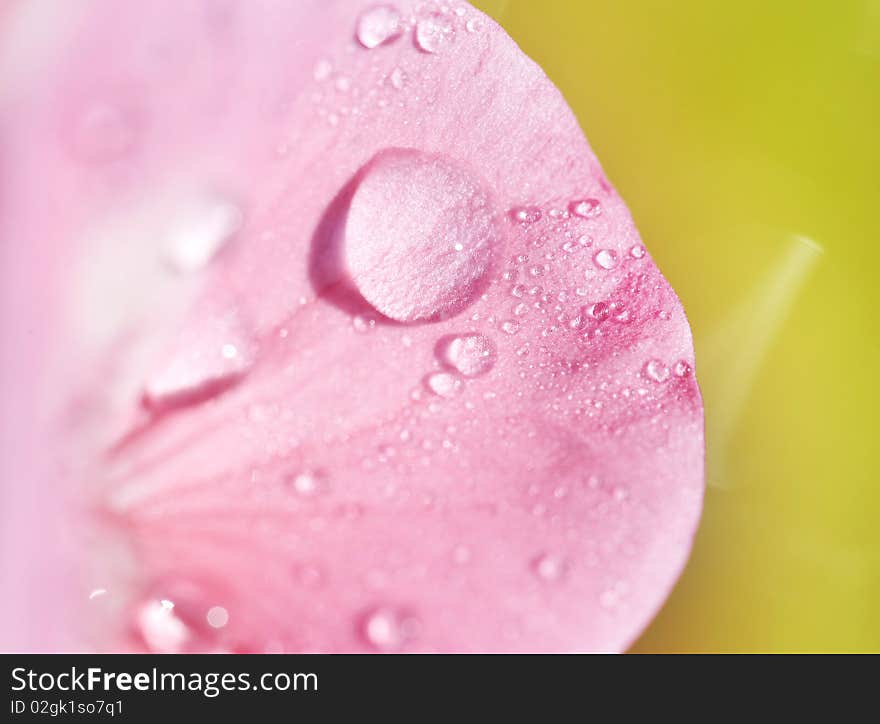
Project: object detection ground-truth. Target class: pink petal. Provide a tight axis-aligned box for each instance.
[0,0,703,652]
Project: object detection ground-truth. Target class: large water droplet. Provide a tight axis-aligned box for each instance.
[356,5,403,49]
[143,310,255,411]
[414,14,455,53]
[436,333,496,377]
[593,249,618,270]
[162,196,242,273]
[361,606,418,651]
[344,148,499,322]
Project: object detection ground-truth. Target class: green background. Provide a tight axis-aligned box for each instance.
[475,0,880,652]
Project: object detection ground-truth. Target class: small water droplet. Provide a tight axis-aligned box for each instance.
[425,371,462,398]
[644,358,670,383]
[532,553,566,582]
[415,13,455,53]
[569,198,602,218]
[674,360,692,377]
[287,470,327,497]
[352,315,376,333]
[88,588,108,600]
[136,599,190,653]
[361,606,418,651]
[344,148,498,322]
[313,59,333,81]
[629,244,646,259]
[356,5,403,49]
[501,319,521,335]
[162,196,243,274]
[70,99,140,163]
[593,249,618,270]
[452,544,472,564]
[509,205,542,224]
[589,301,610,321]
[206,605,229,629]
[389,66,406,89]
[436,333,496,377]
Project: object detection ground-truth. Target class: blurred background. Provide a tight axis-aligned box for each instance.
[475,0,880,651]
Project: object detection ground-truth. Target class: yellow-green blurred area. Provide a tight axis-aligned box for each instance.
[474,0,880,651]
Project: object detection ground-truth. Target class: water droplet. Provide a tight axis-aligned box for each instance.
[569,198,602,218]
[509,205,542,224]
[599,589,619,609]
[588,301,610,321]
[425,371,462,398]
[361,606,418,651]
[436,333,496,377]
[287,470,327,497]
[389,67,406,89]
[136,599,190,653]
[532,553,566,582]
[452,544,472,565]
[415,14,455,53]
[143,310,255,411]
[352,315,376,333]
[88,588,108,600]
[593,249,618,270]
[356,5,403,49]
[629,244,646,259]
[501,319,521,335]
[528,264,545,277]
[70,99,140,163]
[674,360,692,377]
[206,605,229,629]
[344,148,499,322]
[644,358,670,383]
[313,59,333,81]
[162,196,243,274]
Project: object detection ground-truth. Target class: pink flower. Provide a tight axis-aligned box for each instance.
[0,0,703,652]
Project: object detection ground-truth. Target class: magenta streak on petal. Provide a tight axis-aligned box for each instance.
[0,0,704,652]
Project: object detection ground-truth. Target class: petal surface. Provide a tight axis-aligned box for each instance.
[0,0,704,652]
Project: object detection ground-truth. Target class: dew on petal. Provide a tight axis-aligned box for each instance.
[629,244,646,259]
[162,196,242,274]
[69,99,140,163]
[532,553,566,582]
[205,605,229,629]
[644,359,671,383]
[674,360,693,377]
[360,606,418,651]
[414,14,455,54]
[287,470,327,497]
[436,333,497,377]
[569,198,602,218]
[509,205,542,225]
[425,371,462,398]
[344,148,499,322]
[142,310,255,411]
[355,5,403,49]
[593,249,618,270]
[136,599,189,654]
